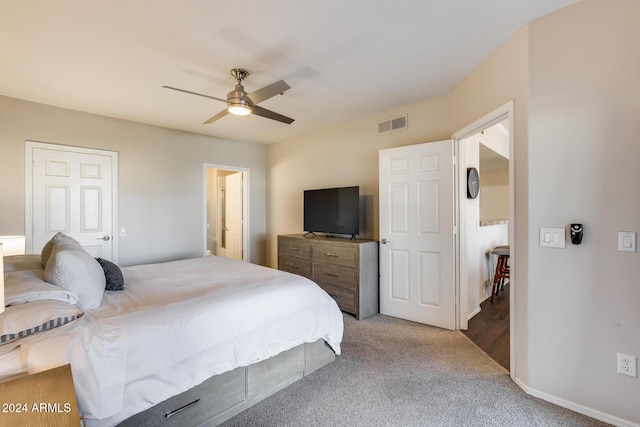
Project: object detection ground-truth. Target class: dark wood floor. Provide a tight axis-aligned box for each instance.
[462,284,510,371]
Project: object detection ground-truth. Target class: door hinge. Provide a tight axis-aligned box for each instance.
[453,225,458,236]
[453,155,457,166]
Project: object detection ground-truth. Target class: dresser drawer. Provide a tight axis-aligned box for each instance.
[278,236,312,258]
[278,256,312,278]
[313,242,357,266]
[317,282,356,313]
[313,261,356,289]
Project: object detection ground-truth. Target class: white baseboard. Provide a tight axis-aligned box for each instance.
[467,306,481,320]
[513,377,638,427]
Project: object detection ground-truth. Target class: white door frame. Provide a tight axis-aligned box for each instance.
[202,163,249,262]
[451,100,515,378]
[25,141,119,263]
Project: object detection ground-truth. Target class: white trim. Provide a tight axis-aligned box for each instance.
[451,100,515,379]
[202,163,250,262]
[453,137,465,330]
[25,141,119,263]
[451,139,460,330]
[514,378,639,427]
[467,306,481,320]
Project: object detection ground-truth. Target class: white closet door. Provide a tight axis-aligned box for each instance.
[31,144,115,260]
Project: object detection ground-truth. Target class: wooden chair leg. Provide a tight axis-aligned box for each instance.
[491,256,503,303]
[490,248,511,303]
[491,254,511,302]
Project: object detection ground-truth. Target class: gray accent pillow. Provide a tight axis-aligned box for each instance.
[96,258,125,291]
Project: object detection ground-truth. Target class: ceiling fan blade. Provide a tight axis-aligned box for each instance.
[163,86,227,103]
[251,105,294,124]
[203,109,229,124]
[246,80,290,104]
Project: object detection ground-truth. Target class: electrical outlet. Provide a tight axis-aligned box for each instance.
[617,353,637,378]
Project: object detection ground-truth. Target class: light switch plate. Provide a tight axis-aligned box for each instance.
[540,227,565,248]
[618,232,636,252]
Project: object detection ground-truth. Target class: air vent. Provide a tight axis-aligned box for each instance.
[378,114,408,135]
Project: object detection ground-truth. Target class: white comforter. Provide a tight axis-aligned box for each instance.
[6,256,343,426]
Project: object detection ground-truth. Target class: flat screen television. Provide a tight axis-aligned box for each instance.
[304,186,359,237]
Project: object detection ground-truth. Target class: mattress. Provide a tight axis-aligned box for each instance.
[1,255,344,426]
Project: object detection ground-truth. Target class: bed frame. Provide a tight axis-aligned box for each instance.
[118,339,335,426]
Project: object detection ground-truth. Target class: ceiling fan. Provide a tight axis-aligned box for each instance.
[163,68,294,125]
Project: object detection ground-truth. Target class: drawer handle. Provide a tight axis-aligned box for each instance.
[325,252,339,257]
[326,273,339,277]
[288,247,299,251]
[165,398,201,418]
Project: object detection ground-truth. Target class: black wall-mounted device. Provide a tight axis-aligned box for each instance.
[570,224,583,245]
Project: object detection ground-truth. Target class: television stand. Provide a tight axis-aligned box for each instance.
[303,231,317,237]
[277,234,379,320]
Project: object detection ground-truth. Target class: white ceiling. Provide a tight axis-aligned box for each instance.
[0,0,580,145]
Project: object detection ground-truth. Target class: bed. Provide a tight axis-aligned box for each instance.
[0,233,344,426]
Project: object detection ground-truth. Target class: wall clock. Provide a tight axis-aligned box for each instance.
[467,167,479,199]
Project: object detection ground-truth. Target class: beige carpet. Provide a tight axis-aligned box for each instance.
[221,314,609,426]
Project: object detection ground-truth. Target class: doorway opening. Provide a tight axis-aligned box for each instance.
[203,164,249,261]
[453,101,514,376]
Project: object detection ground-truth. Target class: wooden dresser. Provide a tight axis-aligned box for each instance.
[278,234,378,319]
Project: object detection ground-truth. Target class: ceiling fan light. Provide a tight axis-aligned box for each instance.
[228,104,252,116]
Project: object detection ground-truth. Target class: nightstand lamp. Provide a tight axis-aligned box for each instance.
[0,235,26,256]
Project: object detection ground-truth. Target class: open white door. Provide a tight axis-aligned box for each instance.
[28,142,117,261]
[224,172,243,260]
[379,140,456,330]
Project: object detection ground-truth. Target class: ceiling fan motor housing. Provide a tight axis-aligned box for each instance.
[227,84,252,115]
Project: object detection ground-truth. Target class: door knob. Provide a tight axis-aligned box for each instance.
[381,238,390,245]
[97,235,111,241]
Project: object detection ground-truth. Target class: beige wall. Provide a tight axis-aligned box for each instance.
[479,167,509,220]
[526,0,640,423]
[0,96,268,266]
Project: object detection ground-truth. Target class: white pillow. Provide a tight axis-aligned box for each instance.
[4,270,79,306]
[0,300,84,345]
[45,239,105,310]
